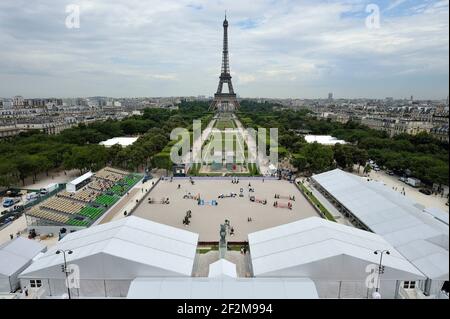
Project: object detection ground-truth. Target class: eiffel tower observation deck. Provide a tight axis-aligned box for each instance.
[210,13,240,112]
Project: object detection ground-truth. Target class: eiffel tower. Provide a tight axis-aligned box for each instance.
[210,13,240,112]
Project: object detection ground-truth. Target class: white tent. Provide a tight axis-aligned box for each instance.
[99,137,138,148]
[423,207,449,226]
[311,169,449,296]
[66,171,93,192]
[127,277,319,299]
[208,259,237,278]
[248,217,426,298]
[19,216,199,298]
[305,135,347,145]
[0,238,46,293]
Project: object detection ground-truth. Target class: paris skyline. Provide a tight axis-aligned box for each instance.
[0,0,448,99]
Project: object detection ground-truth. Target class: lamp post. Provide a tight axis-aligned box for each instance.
[56,249,73,299]
[373,249,390,298]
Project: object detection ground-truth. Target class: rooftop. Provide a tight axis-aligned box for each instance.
[249,216,424,280]
[304,135,347,145]
[312,169,449,280]
[20,216,199,278]
[99,137,138,148]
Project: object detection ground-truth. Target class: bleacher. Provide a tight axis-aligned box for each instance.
[67,218,90,227]
[123,174,141,187]
[25,167,142,227]
[41,197,86,215]
[95,194,119,207]
[78,206,104,220]
[27,207,70,224]
[105,167,128,176]
[58,188,101,203]
[95,168,124,183]
[88,178,115,192]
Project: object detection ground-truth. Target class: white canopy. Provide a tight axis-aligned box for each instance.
[305,135,347,145]
[0,238,46,292]
[66,171,93,192]
[0,238,46,277]
[99,137,138,148]
[20,216,199,279]
[127,277,319,299]
[423,207,449,226]
[312,169,449,280]
[249,217,425,280]
[208,259,237,278]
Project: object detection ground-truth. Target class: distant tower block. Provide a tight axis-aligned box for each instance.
[210,13,240,112]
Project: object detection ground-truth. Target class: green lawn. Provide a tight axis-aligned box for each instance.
[297,182,336,222]
[214,119,236,130]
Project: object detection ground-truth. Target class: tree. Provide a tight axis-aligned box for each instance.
[0,161,18,188]
[333,144,352,170]
[292,154,308,172]
[363,164,372,175]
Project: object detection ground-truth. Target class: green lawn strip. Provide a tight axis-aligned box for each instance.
[298,182,336,222]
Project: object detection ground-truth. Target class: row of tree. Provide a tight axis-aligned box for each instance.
[237,101,449,186]
[0,101,211,188]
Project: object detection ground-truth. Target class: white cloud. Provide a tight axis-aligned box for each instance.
[0,0,448,99]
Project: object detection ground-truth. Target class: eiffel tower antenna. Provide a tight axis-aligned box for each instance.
[209,13,240,112]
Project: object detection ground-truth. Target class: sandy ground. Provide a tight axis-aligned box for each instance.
[133,179,319,242]
[15,169,80,190]
[365,170,449,212]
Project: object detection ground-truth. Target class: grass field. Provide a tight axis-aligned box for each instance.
[214,119,236,130]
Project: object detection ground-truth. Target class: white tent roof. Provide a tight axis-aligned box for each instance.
[20,216,199,278]
[68,171,93,186]
[249,217,425,280]
[127,277,319,299]
[0,238,46,276]
[305,135,347,145]
[99,137,138,147]
[208,259,237,278]
[312,169,449,280]
[423,207,449,226]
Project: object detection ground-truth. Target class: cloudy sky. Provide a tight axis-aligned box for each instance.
[0,0,448,99]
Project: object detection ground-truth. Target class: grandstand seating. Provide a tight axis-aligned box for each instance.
[123,174,141,186]
[25,167,141,227]
[95,168,124,183]
[41,197,86,214]
[58,188,101,203]
[78,206,104,220]
[27,207,70,224]
[67,218,90,227]
[95,194,119,207]
[88,179,115,192]
[105,167,128,176]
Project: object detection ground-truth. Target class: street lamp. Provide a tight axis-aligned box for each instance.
[373,249,390,298]
[56,249,73,299]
